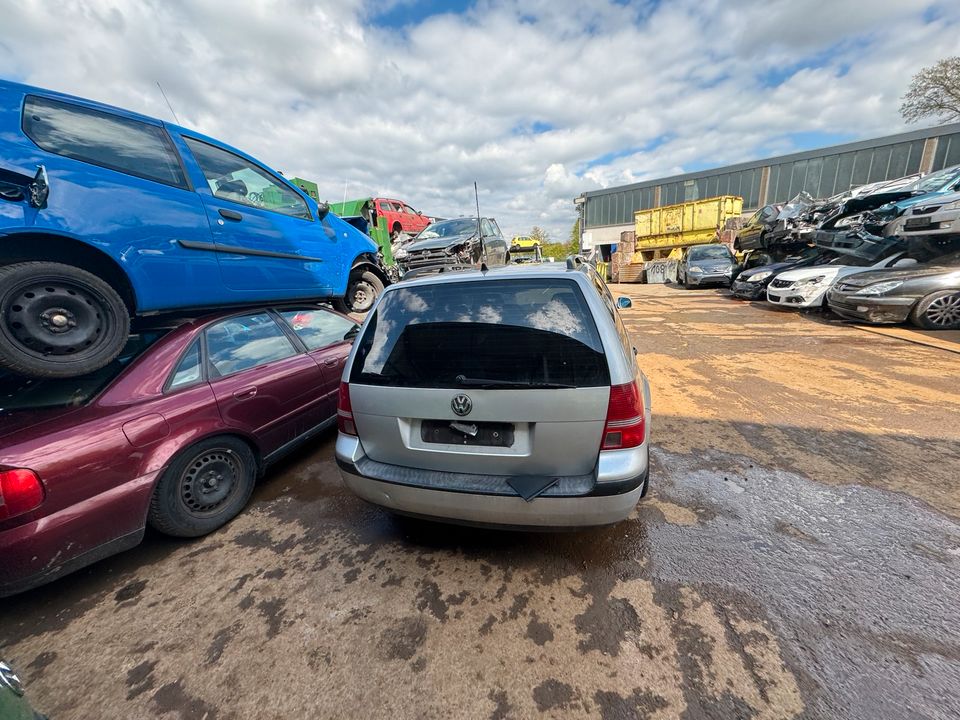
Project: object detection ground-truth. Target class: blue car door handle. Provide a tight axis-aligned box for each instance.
[219,208,243,222]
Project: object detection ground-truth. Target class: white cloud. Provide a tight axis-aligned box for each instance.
[0,0,957,241]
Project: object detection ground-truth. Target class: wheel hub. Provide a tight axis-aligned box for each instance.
[350,281,375,311]
[4,280,106,356]
[926,294,960,327]
[181,451,238,516]
[40,307,77,333]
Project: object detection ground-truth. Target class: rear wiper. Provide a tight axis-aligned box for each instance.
[455,375,575,389]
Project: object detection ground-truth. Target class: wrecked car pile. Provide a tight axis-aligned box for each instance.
[726,164,960,330]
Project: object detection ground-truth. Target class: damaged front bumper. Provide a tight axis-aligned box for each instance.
[814,227,903,261]
[826,289,916,324]
[730,279,768,300]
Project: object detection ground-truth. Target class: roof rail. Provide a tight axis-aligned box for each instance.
[565,255,585,270]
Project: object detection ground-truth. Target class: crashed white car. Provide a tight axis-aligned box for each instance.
[766,254,918,309]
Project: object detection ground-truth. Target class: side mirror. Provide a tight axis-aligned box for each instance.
[616,296,632,309]
[316,202,330,221]
[344,325,360,340]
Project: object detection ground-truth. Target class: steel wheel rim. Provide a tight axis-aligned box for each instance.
[2,276,111,360]
[925,294,960,327]
[350,280,376,312]
[179,449,243,517]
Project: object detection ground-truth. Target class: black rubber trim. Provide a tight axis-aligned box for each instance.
[336,457,648,499]
[177,239,324,263]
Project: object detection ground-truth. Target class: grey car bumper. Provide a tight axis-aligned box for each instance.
[826,291,916,324]
[335,434,648,528]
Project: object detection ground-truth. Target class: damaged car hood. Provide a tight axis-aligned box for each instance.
[404,233,477,253]
[837,263,960,288]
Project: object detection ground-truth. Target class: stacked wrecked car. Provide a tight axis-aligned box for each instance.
[728,164,960,329]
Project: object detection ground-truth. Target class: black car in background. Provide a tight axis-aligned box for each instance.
[735,204,781,251]
[731,247,828,300]
[827,251,960,329]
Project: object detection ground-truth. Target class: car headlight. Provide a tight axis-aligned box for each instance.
[855,280,903,296]
[394,247,408,259]
[748,271,772,283]
[689,266,704,273]
[796,275,826,286]
[834,214,861,228]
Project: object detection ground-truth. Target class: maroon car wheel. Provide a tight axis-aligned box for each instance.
[149,437,257,538]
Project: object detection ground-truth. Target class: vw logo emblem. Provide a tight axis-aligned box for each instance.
[451,393,472,416]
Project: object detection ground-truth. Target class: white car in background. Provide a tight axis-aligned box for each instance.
[766,253,918,309]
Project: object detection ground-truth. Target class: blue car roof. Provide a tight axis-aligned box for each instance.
[0,78,290,186]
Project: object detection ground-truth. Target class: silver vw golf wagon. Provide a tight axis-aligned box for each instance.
[335,261,651,528]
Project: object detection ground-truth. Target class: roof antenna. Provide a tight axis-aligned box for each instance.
[156,81,181,125]
[475,181,489,272]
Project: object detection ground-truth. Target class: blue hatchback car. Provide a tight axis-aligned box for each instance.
[0,80,388,379]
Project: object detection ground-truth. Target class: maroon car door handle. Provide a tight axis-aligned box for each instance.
[323,357,340,367]
[232,386,258,400]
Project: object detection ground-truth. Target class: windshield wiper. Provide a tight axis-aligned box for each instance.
[455,375,575,389]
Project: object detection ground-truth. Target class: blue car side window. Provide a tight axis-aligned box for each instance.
[183,137,312,220]
[22,95,188,189]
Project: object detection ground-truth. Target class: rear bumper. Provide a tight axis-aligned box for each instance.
[826,291,916,324]
[0,471,157,598]
[335,434,648,528]
[899,207,960,236]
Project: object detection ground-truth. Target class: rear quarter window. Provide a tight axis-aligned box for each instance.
[350,278,609,388]
[22,96,188,189]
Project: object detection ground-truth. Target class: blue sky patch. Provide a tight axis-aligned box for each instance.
[371,0,475,29]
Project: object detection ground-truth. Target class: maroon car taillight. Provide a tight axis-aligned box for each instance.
[337,382,357,436]
[0,468,45,521]
[601,382,646,450]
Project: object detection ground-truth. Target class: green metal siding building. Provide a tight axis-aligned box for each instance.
[575,123,960,248]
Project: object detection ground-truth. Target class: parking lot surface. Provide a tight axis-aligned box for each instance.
[1,284,958,720]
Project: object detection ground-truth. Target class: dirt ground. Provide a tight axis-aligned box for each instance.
[1,283,958,720]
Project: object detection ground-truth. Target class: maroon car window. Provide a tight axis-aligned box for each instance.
[0,331,168,411]
[278,309,357,351]
[168,339,202,391]
[205,313,297,378]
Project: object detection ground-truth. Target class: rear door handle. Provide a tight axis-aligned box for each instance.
[219,208,243,221]
[233,386,258,400]
[323,357,340,367]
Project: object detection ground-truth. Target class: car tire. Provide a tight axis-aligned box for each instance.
[683,273,693,289]
[336,269,384,314]
[149,436,257,538]
[909,290,960,330]
[0,261,129,379]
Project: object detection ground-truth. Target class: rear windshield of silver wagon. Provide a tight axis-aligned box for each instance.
[350,278,609,388]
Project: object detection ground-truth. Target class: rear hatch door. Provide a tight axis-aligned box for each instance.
[348,277,610,477]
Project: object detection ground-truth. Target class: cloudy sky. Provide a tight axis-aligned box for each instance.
[1,0,957,240]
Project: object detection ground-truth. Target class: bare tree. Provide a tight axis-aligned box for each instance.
[900,56,960,125]
[530,226,550,245]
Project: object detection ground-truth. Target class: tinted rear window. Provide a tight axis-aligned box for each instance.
[22,96,188,189]
[0,331,168,412]
[350,279,609,388]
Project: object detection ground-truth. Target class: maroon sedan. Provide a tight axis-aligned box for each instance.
[0,305,358,596]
